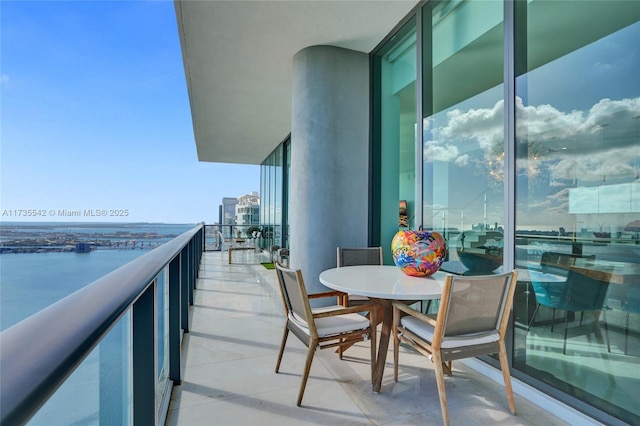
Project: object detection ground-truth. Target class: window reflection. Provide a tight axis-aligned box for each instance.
[260,141,288,251]
[422,0,504,275]
[413,0,639,422]
[513,8,639,423]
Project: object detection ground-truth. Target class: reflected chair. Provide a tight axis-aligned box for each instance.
[529,252,609,354]
[337,247,383,307]
[274,262,378,406]
[622,286,640,355]
[605,284,640,355]
[392,271,518,426]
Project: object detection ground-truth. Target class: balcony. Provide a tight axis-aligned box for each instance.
[1,227,599,425]
[166,250,588,425]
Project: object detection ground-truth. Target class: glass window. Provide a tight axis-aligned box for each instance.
[259,141,290,251]
[374,17,417,263]
[512,2,640,423]
[422,0,505,275]
[274,144,283,248]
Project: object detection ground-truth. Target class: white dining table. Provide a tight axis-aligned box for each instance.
[319,265,447,392]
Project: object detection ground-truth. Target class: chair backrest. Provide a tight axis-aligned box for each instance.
[274,262,313,326]
[538,252,605,311]
[563,269,608,311]
[337,247,383,267]
[437,271,517,341]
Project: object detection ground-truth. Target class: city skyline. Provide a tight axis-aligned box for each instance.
[1,1,259,225]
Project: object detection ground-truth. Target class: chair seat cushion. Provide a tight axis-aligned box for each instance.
[291,309,370,337]
[401,316,499,349]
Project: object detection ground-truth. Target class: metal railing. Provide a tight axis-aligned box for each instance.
[204,224,285,254]
[205,224,260,251]
[0,225,203,425]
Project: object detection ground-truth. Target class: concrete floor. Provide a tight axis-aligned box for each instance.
[166,251,598,425]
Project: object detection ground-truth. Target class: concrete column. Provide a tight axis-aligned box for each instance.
[290,45,370,299]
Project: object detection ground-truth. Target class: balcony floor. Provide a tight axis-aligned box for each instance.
[167,251,575,425]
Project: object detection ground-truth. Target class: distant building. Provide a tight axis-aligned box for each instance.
[75,242,92,253]
[220,197,238,225]
[235,192,260,226]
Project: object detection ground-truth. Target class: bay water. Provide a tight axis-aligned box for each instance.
[0,222,195,424]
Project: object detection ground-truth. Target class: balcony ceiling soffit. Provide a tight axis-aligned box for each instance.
[176,0,418,165]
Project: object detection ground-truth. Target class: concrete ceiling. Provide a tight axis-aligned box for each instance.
[174,0,419,165]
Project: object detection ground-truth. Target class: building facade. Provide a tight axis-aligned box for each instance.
[177,1,640,423]
[220,197,238,225]
[235,192,260,227]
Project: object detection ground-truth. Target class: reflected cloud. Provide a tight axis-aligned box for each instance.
[443,100,504,149]
[424,141,466,164]
[424,95,640,185]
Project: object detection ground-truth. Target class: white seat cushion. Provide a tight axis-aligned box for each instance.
[290,308,370,337]
[401,316,499,349]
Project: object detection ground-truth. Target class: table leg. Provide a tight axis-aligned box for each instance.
[371,299,392,392]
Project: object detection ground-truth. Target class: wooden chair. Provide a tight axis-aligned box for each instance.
[274,262,378,406]
[337,247,383,307]
[392,271,518,426]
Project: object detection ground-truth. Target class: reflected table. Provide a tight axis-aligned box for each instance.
[319,265,446,392]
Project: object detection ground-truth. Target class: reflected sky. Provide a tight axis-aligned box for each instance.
[422,21,639,232]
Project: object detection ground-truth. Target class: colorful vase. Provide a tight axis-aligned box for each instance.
[391,230,447,277]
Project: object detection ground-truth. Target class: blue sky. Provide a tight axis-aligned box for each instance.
[1,1,259,224]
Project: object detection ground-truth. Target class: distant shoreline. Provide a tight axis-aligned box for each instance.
[0,222,196,254]
[0,221,196,228]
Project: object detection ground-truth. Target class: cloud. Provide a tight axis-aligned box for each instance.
[442,100,504,149]
[424,95,640,185]
[547,147,637,186]
[593,62,615,71]
[0,74,9,88]
[423,140,462,163]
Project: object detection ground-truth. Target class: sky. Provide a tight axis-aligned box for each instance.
[422,20,640,230]
[0,0,260,225]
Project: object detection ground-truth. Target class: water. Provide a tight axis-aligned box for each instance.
[1,250,146,330]
[0,222,195,425]
[0,222,195,330]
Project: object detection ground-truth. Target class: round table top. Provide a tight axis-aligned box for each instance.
[319,265,446,300]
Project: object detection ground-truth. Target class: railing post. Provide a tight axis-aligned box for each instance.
[191,238,197,285]
[198,229,203,266]
[180,246,190,332]
[187,242,194,305]
[133,282,157,426]
[168,255,182,385]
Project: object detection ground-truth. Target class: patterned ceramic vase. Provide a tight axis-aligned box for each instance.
[391,230,447,277]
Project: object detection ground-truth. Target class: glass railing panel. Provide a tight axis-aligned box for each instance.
[204,224,222,251]
[156,267,170,408]
[27,312,133,425]
[205,225,262,252]
[1,226,202,425]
